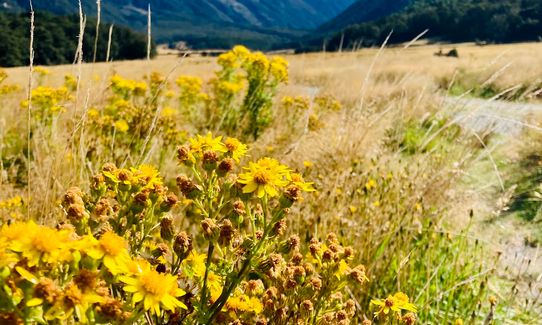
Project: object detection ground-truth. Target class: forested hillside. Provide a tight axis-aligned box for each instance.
[0,12,153,67]
[297,0,542,51]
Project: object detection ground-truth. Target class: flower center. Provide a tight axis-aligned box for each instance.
[385,298,395,307]
[32,230,58,253]
[253,171,270,185]
[141,272,168,296]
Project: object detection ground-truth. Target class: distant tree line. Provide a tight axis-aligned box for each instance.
[0,11,155,67]
[296,0,542,51]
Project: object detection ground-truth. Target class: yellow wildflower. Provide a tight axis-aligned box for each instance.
[85,232,131,275]
[120,268,186,315]
[371,292,417,316]
[288,173,315,192]
[365,178,377,191]
[269,56,289,82]
[238,158,290,198]
[131,164,162,189]
[182,251,207,278]
[189,133,227,156]
[225,293,263,314]
[224,137,248,162]
[34,66,50,76]
[114,120,129,133]
[9,222,72,266]
[161,106,178,118]
[232,45,250,58]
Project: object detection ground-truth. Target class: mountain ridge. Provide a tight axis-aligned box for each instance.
[1,0,356,48]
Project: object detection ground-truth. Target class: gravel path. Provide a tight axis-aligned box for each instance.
[445,96,542,136]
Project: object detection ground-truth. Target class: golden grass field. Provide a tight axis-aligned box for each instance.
[1,42,541,324]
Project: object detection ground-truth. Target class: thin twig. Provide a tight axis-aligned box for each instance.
[26,0,35,220]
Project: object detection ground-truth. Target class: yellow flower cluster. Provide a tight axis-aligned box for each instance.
[282,95,311,111]
[0,196,23,209]
[217,45,289,83]
[20,86,72,125]
[110,74,147,98]
[0,222,187,323]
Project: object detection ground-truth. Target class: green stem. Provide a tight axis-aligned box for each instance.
[200,243,215,315]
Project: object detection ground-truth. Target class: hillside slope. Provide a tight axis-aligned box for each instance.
[297,0,542,51]
[1,0,355,48]
[319,0,413,32]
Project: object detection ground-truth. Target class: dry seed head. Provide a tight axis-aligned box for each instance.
[343,247,354,259]
[273,219,287,236]
[218,158,235,175]
[176,145,190,162]
[322,249,335,262]
[201,218,218,240]
[350,265,369,284]
[327,232,339,244]
[134,191,149,205]
[229,320,242,325]
[285,278,298,289]
[102,163,117,172]
[288,235,300,251]
[96,298,128,322]
[284,185,301,202]
[93,198,112,221]
[336,310,347,321]
[331,292,343,301]
[173,231,192,259]
[219,219,235,246]
[301,300,314,312]
[34,278,61,304]
[291,252,303,265]
[74,269,98,292]
[176,175,200,198]
[117,170,131,182]
[63,187,84,205]
[309,277,322,291]
[265,287,278,299]
[67,204,87,222]
[160,216,175,241]
[245,279,264,296]
[63,283,83,307]
[345,299,356,315]
[203,150,219,165]
[152,243,170,257]
[232,200,246,215]
[402,312,417,325]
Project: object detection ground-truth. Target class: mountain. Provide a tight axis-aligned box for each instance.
[319,0,413,32]
[296,0,542,51]
[0,0,356,49]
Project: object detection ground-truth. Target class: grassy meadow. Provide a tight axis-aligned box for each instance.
[0,42,541,324]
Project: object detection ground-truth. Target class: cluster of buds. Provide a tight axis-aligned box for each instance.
[61,187,90,230]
